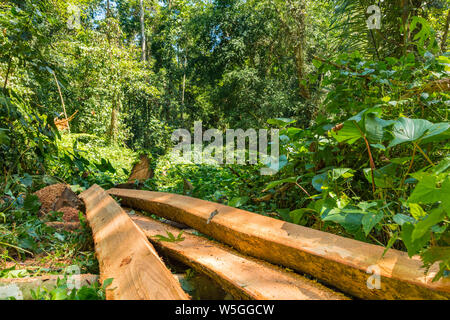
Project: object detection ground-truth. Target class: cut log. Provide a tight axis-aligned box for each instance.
[130,213,348,300]
[80,185,189,300]
[108,189,450,300]
[128,154,153,183]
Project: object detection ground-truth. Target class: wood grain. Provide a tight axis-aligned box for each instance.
[108,188,450,300]
[131,213,348,300]
[80,185,189,300]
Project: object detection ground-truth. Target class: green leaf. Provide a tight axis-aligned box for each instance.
[330,121,362,144]
[383,233,399,257]
[20,174,33,188]
[102,278,114,290]
[331,168,353,181]
[389,118,450,147]
[401,223,431,257]
[431,157,450,175]
[70,185,84,193]
[18,237,37,251]
[411,208,446,241]
[370,143,386,150]
[356,201,378,212]
[23,194,41,213]
[421,247,450,281]
[407,174,440,204]
[50,287,68,300]
[0,128,10,145]
[441,177,450,214]
[312,172,328,192]
[331,108,392,145]
[363,164,398,188]
[390,156,412,165]
[289,209,314,225]
[322,208,364,234]
[76,286,100,300]
[421,123,450,144]
[276,209,291,222]
[393,214,416,226]
[285,128,303,140]
[154,231,185,243]
[364,114,395,144]
[267,118,296,128]
[312,59,322,69]
[54,232,65,242]
[409,203,427,220]
[228,196,249,208]
[265,177,296,191]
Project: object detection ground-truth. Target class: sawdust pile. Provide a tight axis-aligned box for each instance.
[34,184,86,230]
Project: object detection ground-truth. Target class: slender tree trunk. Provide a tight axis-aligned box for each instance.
[140,0,146,62]
[401,0,411,55]
[294,44,309,99]
[441,9,450,52]
[3,56,12,92]
[108,92,121,143]
[108,106,117,143]
[181,54,187,125]
[291,0,310,99]
[106,0,111,17]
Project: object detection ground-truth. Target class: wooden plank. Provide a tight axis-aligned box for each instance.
[79,185,189,300]
[108,189,450,300]
[130,213,348,300]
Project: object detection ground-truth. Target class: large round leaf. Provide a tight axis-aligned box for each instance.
[388,118,450,147]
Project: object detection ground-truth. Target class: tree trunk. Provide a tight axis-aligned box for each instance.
[401,0,411,55]
[108,93,121,143]
[140,0,146,62]
[3,56,12,92]
[294,43,310,99]
[181,54,187,125]
[290,0,310,99]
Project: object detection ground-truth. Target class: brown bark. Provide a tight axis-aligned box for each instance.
[3,56,12,92]
[108,93,121,143]
[278,0,310,99]
[294,43,310,99]
[181,54,187,125]
[140,0,146,62]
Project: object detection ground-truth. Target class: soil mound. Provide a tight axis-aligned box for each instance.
[34,184,85,231]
